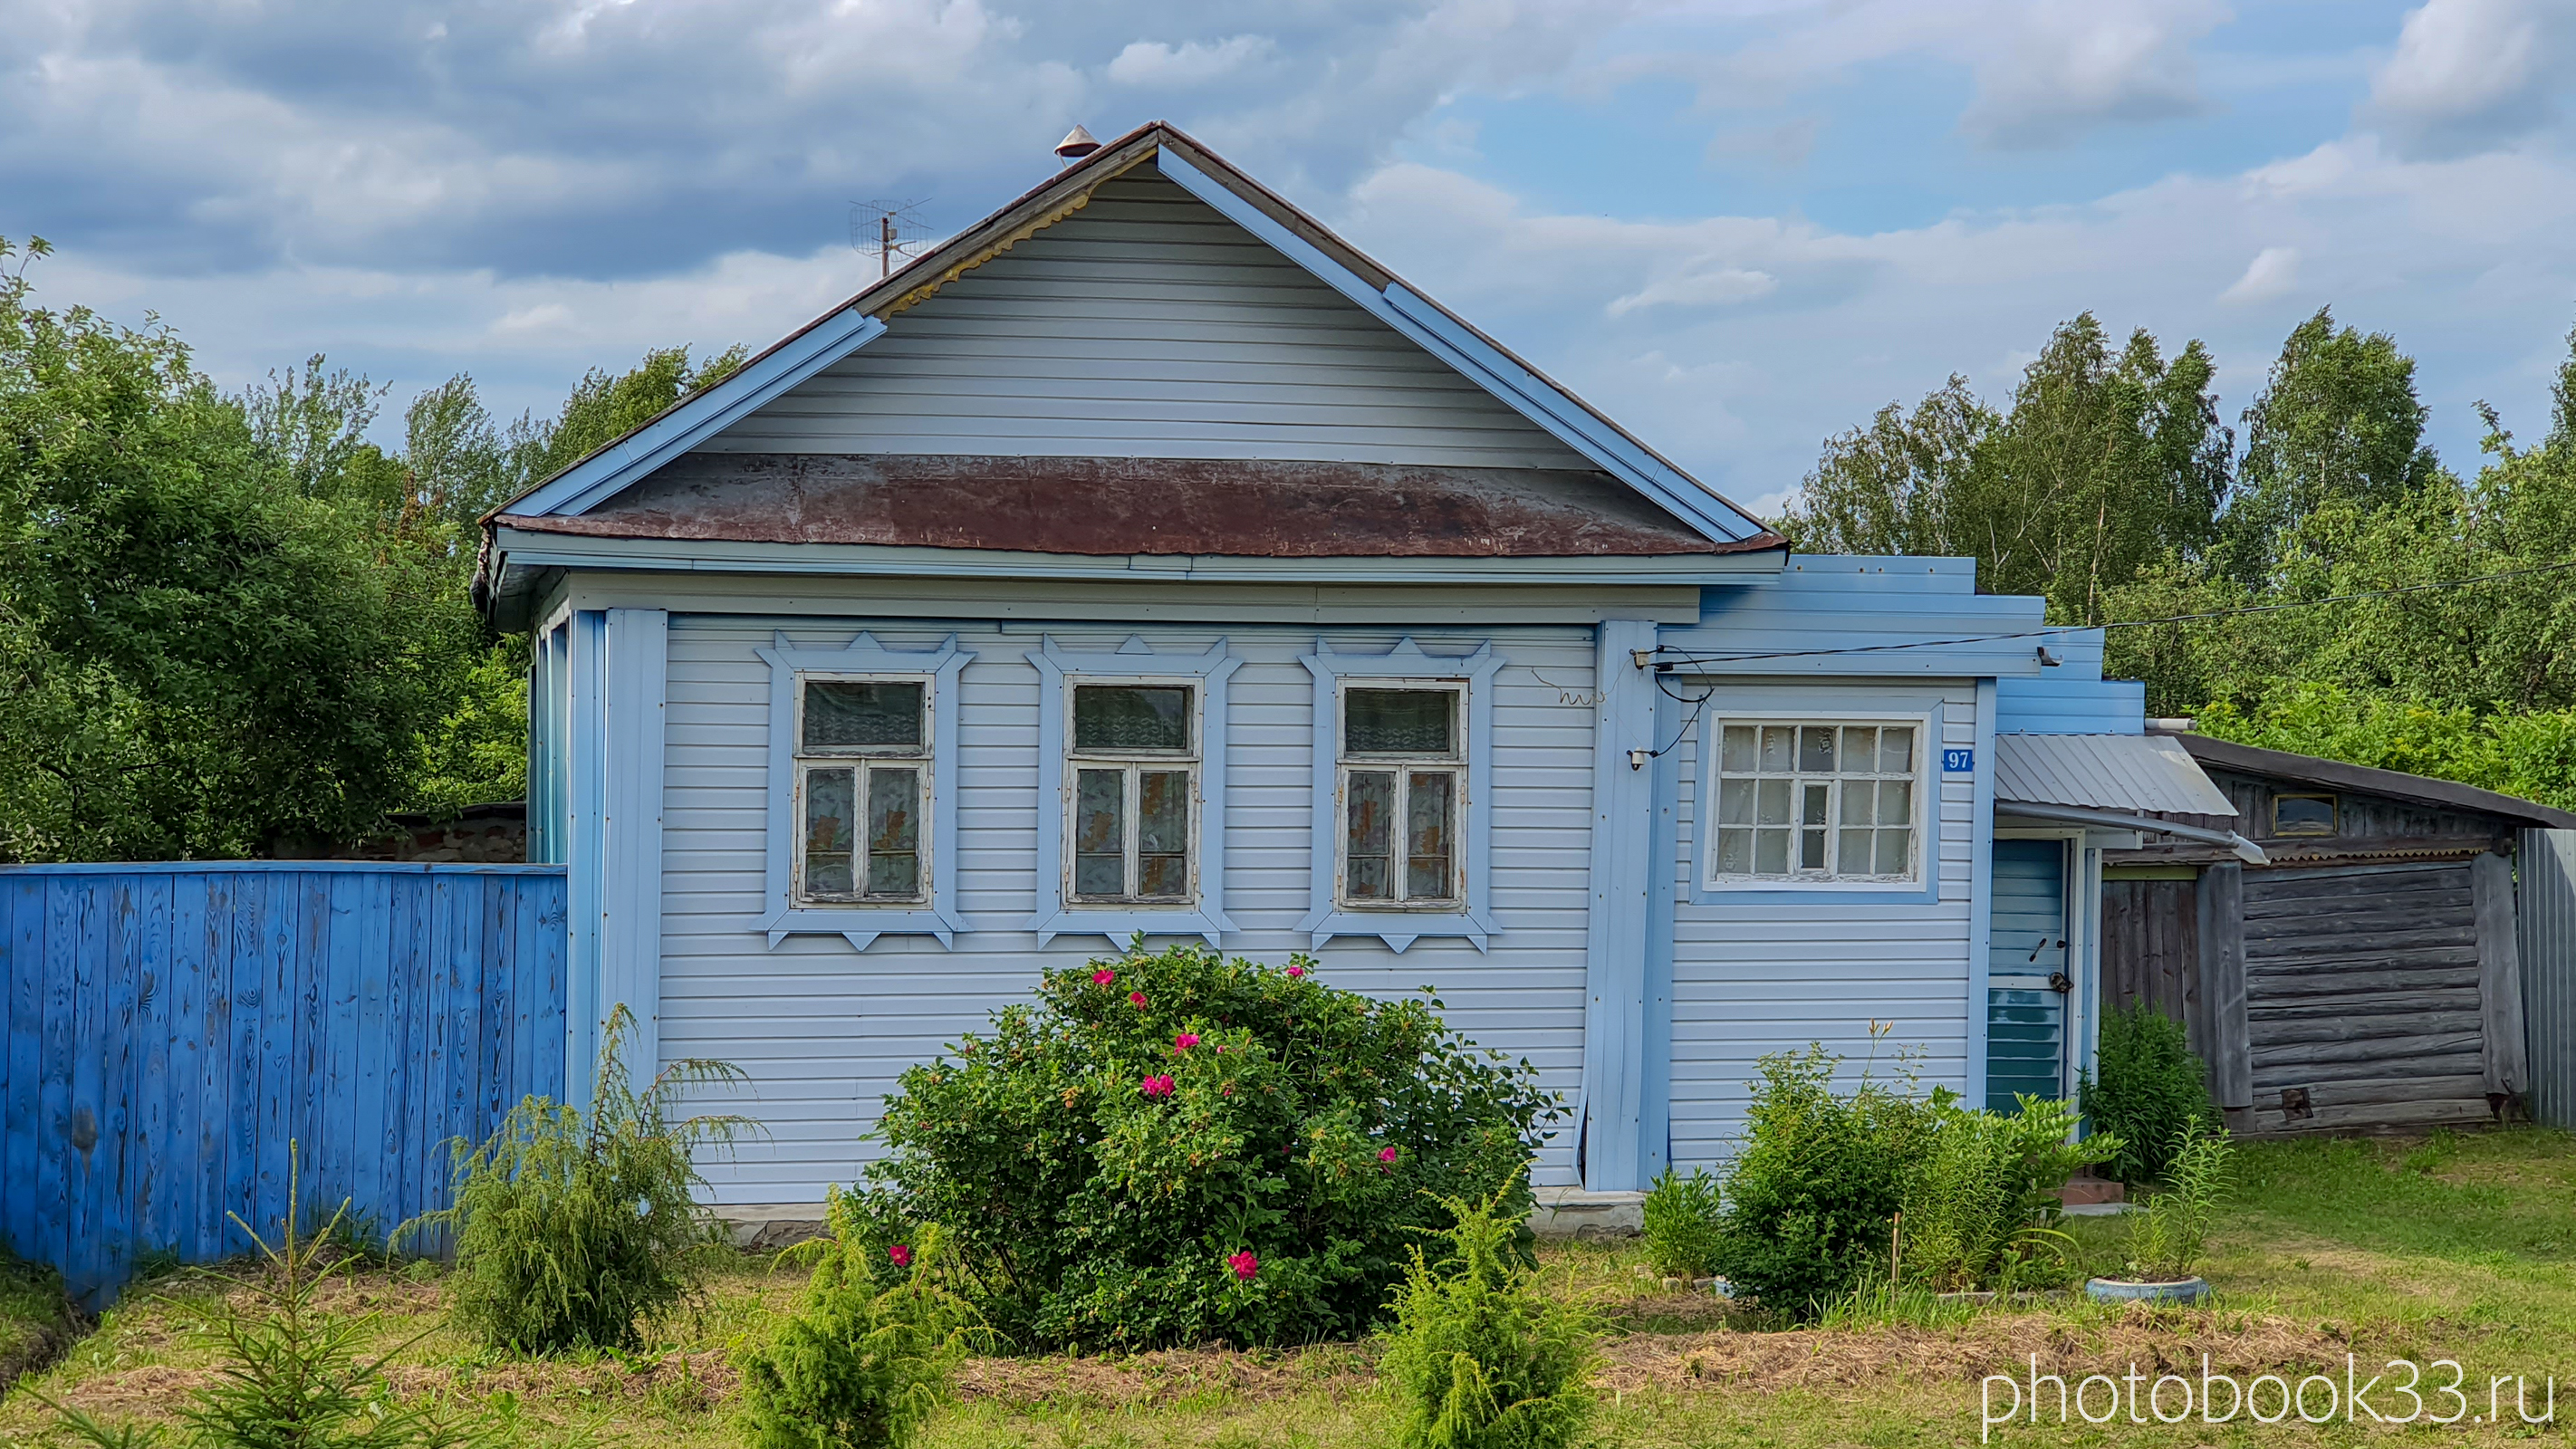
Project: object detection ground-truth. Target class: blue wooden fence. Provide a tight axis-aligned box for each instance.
[1,862,569,1305]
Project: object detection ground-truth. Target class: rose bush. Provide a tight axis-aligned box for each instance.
[853,942,1562,1349]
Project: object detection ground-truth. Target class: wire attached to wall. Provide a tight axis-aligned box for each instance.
[1647,556,2576,669]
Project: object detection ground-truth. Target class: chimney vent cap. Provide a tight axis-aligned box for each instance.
[1054,125,1101,162]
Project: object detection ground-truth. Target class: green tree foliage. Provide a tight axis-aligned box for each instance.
[1377,1176,1597,1449]
[0,237,750,857]
[519,344,747,486]
[1793,299,2576,808]
[424,1005,751,1355]
[2080,1003,2218,1186]
[859,942,1563,1350]
[2220,306,2446,581]
[1782,314,2229,623]
[735,1199,978,1449]
[0,239,487,859]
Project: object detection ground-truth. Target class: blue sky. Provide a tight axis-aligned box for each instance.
[7,0,2573,516]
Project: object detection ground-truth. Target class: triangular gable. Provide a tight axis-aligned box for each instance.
[495,124,1774,549]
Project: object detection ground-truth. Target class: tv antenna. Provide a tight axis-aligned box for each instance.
[851,199,930,280]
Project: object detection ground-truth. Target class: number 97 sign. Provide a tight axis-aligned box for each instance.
[1943,748,1975,774]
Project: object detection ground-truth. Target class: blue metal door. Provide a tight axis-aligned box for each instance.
[1988,839,2070,1108]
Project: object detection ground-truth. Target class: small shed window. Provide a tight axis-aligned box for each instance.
[1707,722,1921,884]
[1337,685,1464,907]
[795,678,930,903]
[1067,683,1198,904]
[2272,793,2337,837]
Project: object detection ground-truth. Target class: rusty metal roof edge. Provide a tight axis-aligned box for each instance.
[2164,729,2576,830]
[486,526,1787,586]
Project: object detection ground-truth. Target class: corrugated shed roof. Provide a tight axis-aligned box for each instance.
[1996,734,2236,817]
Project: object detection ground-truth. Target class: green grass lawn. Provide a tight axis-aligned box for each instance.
[4,1128,2571,1448]
[0,1252,73,1401]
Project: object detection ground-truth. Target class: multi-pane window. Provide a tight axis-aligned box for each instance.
[1068,684,1197,904]
[796,678,928,904]
[1338,686,1464,907]
[1710,722,1919,883]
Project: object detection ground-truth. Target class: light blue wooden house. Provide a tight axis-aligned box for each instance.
[476,123,2249,1218]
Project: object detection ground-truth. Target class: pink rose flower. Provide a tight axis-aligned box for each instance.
[888,1243,913,1268]
[1129,991,1148,1008]
[1379,1146,1399,1163]
[1140,1073,1176,1099]
[1227,1250,1259,1282]
[1284,965,1305,979]
[1173,1032,1201,1051]
[1092,968,1117,986]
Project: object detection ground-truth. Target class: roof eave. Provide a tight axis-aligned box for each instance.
[2161,729,2576,830]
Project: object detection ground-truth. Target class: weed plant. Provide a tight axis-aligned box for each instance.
[2080,1003,2216,1185]
[1378,1177,1597,1449]
[421,1004,753,1354]
[1639,1167,1723,1281]
[735,1194,982,1449]
[1896,1094,2113,1293]
[2119,1119,2234,1281]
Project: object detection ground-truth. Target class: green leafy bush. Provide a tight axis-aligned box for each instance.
[735,1194,979,1449]
[424,1005,751,1354]
[2119,1120,2234,1281]
[1639,1167,1724,1280]
[2081,1003,2216,1185]
[860,942,1563,1350]
[1707,1044,1937,1319]
[1378,1177,1596,1449]
[1896,1095,2113,1292]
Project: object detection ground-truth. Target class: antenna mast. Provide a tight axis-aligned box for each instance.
[850,199,930,280]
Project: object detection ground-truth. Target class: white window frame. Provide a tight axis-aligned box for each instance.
[1332,681,1467,910]
[1298,638,1506,953]
[1063,678,1201,907]
[791,673,932,907]
[756,631,973,951]
[1697,709,1937,898]
[1028,636,1238,947]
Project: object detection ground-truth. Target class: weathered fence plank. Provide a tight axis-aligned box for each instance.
[0,862,568,1305]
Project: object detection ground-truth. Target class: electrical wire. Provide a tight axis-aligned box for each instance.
[1647,557,2576,668]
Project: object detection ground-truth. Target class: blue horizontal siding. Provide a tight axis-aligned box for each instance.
[0,864,569,1305]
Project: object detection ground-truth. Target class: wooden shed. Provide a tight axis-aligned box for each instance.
[2100,730,2576,1136]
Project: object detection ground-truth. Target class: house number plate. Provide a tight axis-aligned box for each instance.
[1942,748,1975,773]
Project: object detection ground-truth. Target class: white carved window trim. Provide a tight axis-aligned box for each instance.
[1028,636,1239,947]
[755,632,973,951]
[1297,638,1505,954]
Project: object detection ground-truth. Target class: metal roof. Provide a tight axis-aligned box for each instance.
[2163,730,2576,830]
[1995,733,2236,817]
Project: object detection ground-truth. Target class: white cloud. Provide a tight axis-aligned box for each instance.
[1956,0,2230,148]
[2365,0,2562,158]
[2221,245,2300,303]
[1106,35,1272,87]
[1337,131,2576,507]
[1609,266,1780,315]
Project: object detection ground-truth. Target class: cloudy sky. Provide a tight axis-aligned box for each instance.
[7,0,2573,514]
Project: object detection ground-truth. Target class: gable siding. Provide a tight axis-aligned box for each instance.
[701,174,1594,471]
[1662,680,1980,1167]
[656,614,1594,1203]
